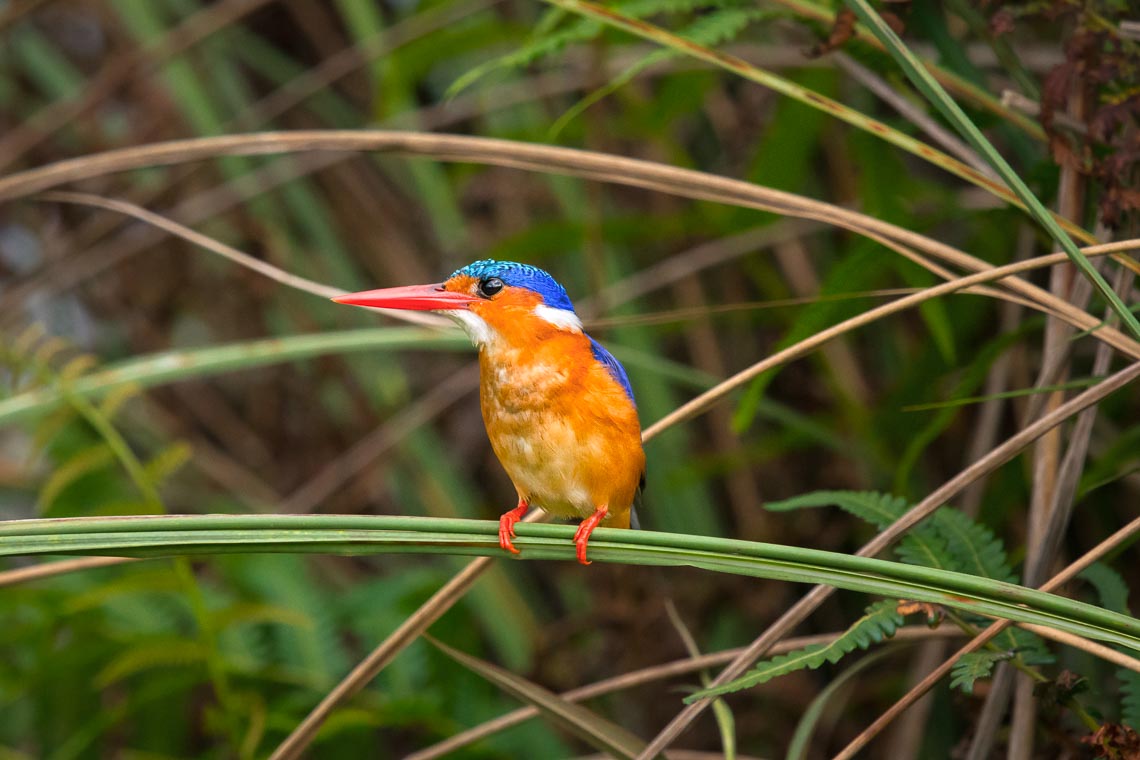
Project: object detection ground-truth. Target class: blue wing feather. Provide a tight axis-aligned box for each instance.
[589,337,636,405]
[590,336,643,528]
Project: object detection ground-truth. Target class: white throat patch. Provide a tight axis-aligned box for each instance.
[534,305,583,333]
[446,310,494,347]
[444,303,582,348]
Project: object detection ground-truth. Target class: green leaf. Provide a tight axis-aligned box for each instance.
[687,600,904,699]
[950,650,1011,695]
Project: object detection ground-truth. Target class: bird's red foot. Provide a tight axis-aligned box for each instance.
[498,499,529,555]
[573,505,609,565]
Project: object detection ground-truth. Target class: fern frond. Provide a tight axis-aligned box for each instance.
[931,509,1016,582]
[1081,563,1132,615]
[64,567,183,614]
[143,442,192,486]
[1124,671,1140,730]
[685,600,904,700]
[30,406,75,458]
[617,0,746,16]
[5,324,188,517]
[447,20,602,97]
[37,443,114,513]
[674,6,771,45]
[31,336,70,368]
[95,639,208,687]
[766,490,958,570]
[766,490,908,528]
[97,381,142,420]
[212,602,314,631]
[991,625,1055,667]
[10,323,46,357]
[3,326,96,393]
[551,2,772,134]
[951,650,1013,694]
[1081,563,1140,727]
[450,0,754,98]
[58,353,97,382]
[3,324,46,392]
[895,529,955,571]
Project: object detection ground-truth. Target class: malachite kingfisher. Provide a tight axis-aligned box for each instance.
[334,259,645,565]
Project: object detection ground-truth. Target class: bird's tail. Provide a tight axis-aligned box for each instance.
[629,468,645,529]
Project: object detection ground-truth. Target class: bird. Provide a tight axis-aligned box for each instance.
[333,259,645,565]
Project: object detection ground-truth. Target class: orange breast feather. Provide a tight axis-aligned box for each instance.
[468,290,644,527]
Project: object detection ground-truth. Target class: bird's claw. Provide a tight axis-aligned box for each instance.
[498,501,529,556]
[573,505,609,566]
[574,535,592,565]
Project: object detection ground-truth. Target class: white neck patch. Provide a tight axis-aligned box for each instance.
[445,303,582,348]
[446,310,495,347]
[534,304,583,333]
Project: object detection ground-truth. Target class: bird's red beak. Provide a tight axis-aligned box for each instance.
[332,283,478,311]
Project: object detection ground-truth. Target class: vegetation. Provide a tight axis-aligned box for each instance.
[1,0,1138,757]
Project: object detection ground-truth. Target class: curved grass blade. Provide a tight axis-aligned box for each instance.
[407,628,959,759]
[2,514,1138,658]
[901,377,1102,412]
[842,0,1140,341]
[0,328,469,426]
[768,0,1044,139]
[426,635,645,758]
[786,647,897,760]
[542,0,1101,252]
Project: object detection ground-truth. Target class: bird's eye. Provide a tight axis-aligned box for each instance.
[479,277,504,297]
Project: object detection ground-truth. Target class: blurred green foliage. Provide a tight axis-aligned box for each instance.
[1,0,1138,756]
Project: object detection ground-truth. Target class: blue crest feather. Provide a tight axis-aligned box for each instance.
[451,259,574,312]
[452,259,636,404]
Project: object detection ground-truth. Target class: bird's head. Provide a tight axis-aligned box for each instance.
[333,259,583,346]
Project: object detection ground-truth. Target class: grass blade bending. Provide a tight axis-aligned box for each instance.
[1,514,1138,658]
[842,0,1140,341]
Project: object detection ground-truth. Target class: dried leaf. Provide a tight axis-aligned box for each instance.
[989,9,1015,35]
[807,9,857,58]
[1082,723,1140,759]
